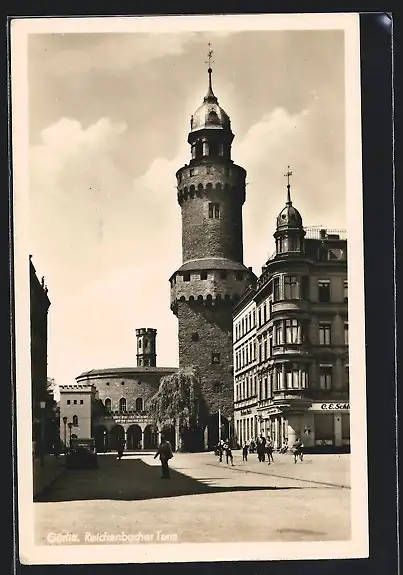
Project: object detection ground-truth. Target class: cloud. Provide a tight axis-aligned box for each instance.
[234,106,345,275]
[42,33,197,76]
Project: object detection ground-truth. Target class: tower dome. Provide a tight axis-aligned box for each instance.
[276,167,303,231]
[190,67,231,133]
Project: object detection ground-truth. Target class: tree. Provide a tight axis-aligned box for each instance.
[148,366,202,451]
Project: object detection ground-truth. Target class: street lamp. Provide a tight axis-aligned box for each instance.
[62,417,68,454]
[68,422,73,447]
[40,401,46,467]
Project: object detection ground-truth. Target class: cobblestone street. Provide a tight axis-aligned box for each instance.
[35,451,350,544]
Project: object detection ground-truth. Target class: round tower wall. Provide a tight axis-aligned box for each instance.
[177,163,245,263]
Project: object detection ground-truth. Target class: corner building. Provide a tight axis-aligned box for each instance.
[170,66,256,450]
[233,181,350,452]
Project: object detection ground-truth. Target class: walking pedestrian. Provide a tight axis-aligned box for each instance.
[249,439,255,454]
[292,437,303,463]
[116,437,125,460]
[224,442,234,466]
[266,440,274,464]
[242,442,249,461]
[154,437,174,478]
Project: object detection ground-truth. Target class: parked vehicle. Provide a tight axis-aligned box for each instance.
[66,438,98,469]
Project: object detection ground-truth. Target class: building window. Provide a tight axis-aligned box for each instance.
[67,400,71,405]
[105,398,111,410]
[138,340,142,349]
[344,364,349,389]
[275,321,283,345]
[80,400,83,405]
[285,363,301,389]
[106,382,110,386]
[263,303,267,323]
[284,276,299,299]
[72,415,78,426]
[258,307,261,327]
[121,381,125,385]
[183,273,190,282]
[136,398,143,412]
[273,277,281,301]
[73,400,77,405]
[252,309,256,327]
[285,319,299,344]
[318,280,331,302]
[119,398,127,413]
[213,382,223,393]
[212,352,221,365]
[208,203,220,218]
[201,271,208,280]
[344,322,349,345]
[344,280,348,302]
[319,365,333,390]
[319,322,331,345]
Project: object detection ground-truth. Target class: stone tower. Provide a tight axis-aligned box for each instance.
[170,57,256,450]
[136,328,157,367]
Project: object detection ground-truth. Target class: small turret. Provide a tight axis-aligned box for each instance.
[135,328,157,367]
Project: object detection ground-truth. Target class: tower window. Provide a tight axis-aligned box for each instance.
[135,398,143,412]
[67,400,71,405]
[138,340,142,348]
[212,352,221,364]
[72,415,78,426]
[318,280,331,302]
[105,398,111,410]
[119,398,127,413]
[208,203,220,219]
[201,272,208,280]
[183,273,190,282]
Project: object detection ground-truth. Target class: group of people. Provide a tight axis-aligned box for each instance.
[215,440,234,465]
[240,435,305,464]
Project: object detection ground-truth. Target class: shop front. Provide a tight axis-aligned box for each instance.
[259,400,350,453]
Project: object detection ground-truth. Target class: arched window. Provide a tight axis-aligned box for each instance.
[72,414,78,426]
[104,398,111,410]
[135,398,143,412]
[119,398,127,413]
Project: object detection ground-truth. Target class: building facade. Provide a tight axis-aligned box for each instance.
[59,383,97,448]
[169,62,256,450]
[233,180,349,452]
[29,256,54,455]
[70,328,177,452]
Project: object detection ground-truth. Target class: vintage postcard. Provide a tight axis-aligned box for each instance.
[11,13,368,564]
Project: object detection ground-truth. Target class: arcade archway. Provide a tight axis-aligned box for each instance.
[143,425,158,449]
[110,425,125,450]
[126,424,142,450]
[94,425,108,453]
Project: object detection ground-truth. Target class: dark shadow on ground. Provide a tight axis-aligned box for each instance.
[34,455,303,503]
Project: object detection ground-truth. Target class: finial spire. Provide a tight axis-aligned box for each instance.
[204,43,216,102]
[284,166,293,204]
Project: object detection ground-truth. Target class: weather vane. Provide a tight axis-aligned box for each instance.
[205,43,214,68]
[284,166,293,187]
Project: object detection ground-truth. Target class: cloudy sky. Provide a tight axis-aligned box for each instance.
[25,20,348,389]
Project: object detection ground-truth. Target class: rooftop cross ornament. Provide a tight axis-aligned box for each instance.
[284,166,293,204]
[205,43,214,69]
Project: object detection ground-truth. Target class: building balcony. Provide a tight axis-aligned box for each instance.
[272,299,311,315]
[271,343,312,358]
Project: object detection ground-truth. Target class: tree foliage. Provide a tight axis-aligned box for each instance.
[148,366,202,432]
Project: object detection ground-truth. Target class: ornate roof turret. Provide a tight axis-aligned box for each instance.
[190,44,231,133]
[276,166,303,230]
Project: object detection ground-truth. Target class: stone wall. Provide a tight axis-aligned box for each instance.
[177,300,235,420]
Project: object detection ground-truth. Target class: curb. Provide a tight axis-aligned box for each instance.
[206,462,351,490]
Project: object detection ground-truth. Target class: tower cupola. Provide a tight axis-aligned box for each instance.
[187,45,234,163]
[274,167,305,256]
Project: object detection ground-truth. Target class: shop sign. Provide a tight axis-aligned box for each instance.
[240,409,252,416]
[310,402,350,411]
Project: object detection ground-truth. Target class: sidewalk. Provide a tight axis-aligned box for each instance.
[33,454,66,498]
[191,451,351,489]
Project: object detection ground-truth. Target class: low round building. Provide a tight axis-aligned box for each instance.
[75,328,177,452]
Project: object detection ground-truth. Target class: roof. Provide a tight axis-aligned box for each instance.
[76,366,178,379]
[172,258,254,274]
